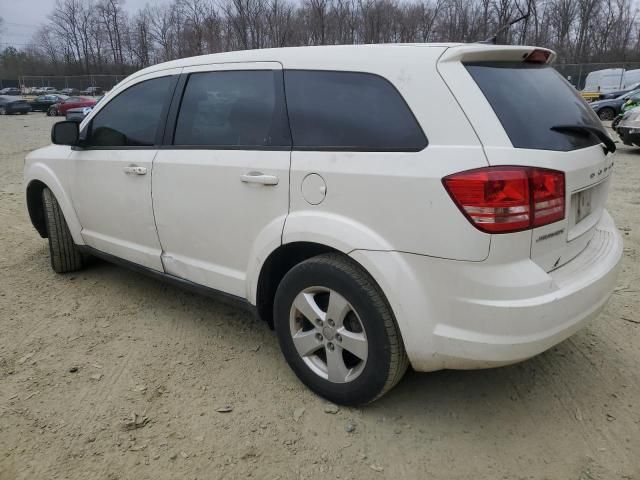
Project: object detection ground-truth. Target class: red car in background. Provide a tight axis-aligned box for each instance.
[47,96,97,117]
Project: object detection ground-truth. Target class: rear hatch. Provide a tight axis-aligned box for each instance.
[438,45,614,271]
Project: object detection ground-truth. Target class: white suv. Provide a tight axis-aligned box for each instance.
[24,44,623,404]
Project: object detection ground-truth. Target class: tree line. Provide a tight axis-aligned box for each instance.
[0,0,639,78]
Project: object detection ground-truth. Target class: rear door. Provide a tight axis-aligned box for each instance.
[152,63,292,297]
[438,46,615,271]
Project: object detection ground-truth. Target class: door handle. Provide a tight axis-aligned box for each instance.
[240,172,279,186]
[123,165,147,175]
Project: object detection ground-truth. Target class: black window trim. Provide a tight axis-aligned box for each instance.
[161,67,427,153]
[162,69,292,151]
[75,74,179,151]
[71,67,428,153]
[284,68,428,153]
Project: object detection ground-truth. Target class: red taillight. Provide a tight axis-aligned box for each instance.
[443,167,565,234]
[530,168,565,227]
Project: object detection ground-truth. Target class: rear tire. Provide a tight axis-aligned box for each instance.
[0,107,6,115]
[42,187,84,273]
[274,253,408,405]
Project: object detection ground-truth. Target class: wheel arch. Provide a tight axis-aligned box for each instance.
[250,212,396,327]
[255,241,340,327]
[26,180,49,238]
[24,165,84,245]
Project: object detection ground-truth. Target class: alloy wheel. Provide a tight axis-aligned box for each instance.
[289,286,368,383]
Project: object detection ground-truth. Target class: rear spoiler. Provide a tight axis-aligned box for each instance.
[438,45,556,65]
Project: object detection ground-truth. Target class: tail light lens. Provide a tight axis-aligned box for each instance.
[443,166,565,234]
[524,49,551,64]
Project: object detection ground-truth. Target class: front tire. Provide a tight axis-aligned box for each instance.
[42,187,84,273]
[598,107,615,121]
[274,253,408,405]
[47,107,57,116]
[612,115,622,130]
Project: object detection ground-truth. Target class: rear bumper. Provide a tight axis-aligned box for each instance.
[351,210,623,371]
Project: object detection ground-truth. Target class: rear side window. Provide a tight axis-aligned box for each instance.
[284,70,427,151]
[466,63,602,151]
[173,70,290,148]
[87,76,175,147]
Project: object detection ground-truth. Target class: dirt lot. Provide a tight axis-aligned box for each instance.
[0,114,639,480]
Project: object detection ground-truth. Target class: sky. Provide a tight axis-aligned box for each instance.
[0,0,152,48]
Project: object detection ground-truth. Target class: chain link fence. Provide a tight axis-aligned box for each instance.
[10,64,640,96]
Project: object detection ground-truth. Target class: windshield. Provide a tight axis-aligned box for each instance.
[621,89,640,99]
[465,62,602,151]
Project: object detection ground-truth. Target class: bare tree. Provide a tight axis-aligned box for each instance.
[1,0,638,78]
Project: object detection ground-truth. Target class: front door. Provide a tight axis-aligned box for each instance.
[69,71,180,270]
[152,63,291,297]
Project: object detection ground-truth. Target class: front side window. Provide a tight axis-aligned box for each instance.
[284,70,427,151]
[173,70,290,148]
[86,76,175,147]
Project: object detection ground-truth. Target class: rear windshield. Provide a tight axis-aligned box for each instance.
[465,62,602,151]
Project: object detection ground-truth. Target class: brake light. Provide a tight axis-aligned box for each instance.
[530,168,565,227]
[443,167,565,234]
[524,49,551,64]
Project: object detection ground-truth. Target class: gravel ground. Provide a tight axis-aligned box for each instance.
[0,114,639,480]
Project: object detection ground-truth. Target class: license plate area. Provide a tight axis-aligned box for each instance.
[567,179,607,241]
[575,189,593,224]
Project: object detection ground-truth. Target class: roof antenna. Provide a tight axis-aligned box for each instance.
[478,4,531,45]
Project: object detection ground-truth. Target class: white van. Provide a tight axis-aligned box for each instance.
[621,68,640,88]
[25,44,622,404]
[583,68,625,93]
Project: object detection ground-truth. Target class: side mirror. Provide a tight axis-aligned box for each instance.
[51,121,79,146]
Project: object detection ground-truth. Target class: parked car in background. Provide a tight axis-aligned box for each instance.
[615,108,640,147]
[81,86,102,96]
[33,87,58,95]
[65,106,93,122]
[47,96,97,116]
[29,94,69,112]
[59,88,79,96]
[0,87,21,96]
[0,96,31,115]
[589,89,640,120]
[65,97,103,122]
[26,44,622,405]
[598,82,640,100]
[612,94,640,129]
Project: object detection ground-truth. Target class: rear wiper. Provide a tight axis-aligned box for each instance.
[550,124,616,154]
